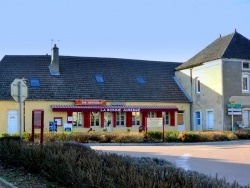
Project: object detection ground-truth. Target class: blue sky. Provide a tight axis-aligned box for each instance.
[0,0,249,62]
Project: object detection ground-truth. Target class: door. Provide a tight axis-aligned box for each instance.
[177,112,185,131]
[91,112,100,126]
[104,112,112,126]
[207,110,214,129]
[194,111,202,131]
[8,110,18,134]
[242,110,250,127]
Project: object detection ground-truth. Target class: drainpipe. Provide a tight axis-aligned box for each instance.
[190,68,193,130]
[23,101,26,132]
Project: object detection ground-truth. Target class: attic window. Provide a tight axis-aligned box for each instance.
[95,75,104,83]
[30,79,40,87]
[136,76,145,84]
[242,62,250,70]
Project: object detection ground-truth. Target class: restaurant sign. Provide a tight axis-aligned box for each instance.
[75,99,106,106]
[101,108,140,112]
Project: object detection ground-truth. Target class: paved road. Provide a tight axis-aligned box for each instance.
[90,140,250,186]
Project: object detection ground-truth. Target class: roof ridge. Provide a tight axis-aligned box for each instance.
[221,31,237,58]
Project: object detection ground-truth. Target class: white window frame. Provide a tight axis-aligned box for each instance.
[242,74,250,92]
[116,112,125,126]
[242,61,250,70]
[194,111,202,130]
[163,112,170,125]
[195,77,201,94]
[148,112,156,118]
[91,112,100,127]
[132,112,140,126]
[72,112,83,127]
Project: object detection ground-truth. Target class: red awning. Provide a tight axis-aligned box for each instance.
[51,105,178,112]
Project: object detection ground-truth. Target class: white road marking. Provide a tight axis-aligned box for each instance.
[175,153,191,171]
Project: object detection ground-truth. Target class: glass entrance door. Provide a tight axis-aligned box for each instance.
[91,112,100,127]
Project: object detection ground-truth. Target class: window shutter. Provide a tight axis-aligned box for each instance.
[113,113,117,128]
[101,112,105,128]
[126,112,132,127]
[156,111,162,118]
[84,112,90,128]
[170,111,175,126]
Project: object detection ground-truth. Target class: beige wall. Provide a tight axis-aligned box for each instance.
[176,59,224,130]
[0,100,190,134]
[0,101,19,133]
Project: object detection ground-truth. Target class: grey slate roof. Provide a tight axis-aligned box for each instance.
[176,31,250,70]
[0,55,190,103]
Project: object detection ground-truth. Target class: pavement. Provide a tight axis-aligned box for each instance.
[89,140,250,186]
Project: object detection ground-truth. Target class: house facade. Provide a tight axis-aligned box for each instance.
[0,45,190,134]
[2,31,249,134]
[175,31,250,130]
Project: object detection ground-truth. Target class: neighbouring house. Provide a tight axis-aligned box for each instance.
[175,31,250,131]
[0,45,190,134]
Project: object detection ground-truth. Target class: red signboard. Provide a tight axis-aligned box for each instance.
[32,110,44,144]
[75,99,106,106]
[33,110,42,128]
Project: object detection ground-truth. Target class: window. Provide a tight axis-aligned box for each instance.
[72,112,83,126]
[30,79,40,87]
[116,112,125,126]
[177,111,184,125]
[242,74,250,92]
[148,112,156,118]
[242,62,250,70]
[163,112,170,125]
[95,75,104,83]
[195,112,201,126]
[136,76,145,84]
[91,112,100,126]
[195,77,201,94]
[132,112,140,126]
[54,117,62,126]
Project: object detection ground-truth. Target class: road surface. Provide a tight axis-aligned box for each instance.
[90,140,250,186]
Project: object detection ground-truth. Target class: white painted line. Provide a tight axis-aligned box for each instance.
[175,153,191,171]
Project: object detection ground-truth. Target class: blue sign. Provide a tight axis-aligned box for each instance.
[49,121,57,132]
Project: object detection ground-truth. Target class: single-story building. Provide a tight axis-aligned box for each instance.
[0,45,190,134]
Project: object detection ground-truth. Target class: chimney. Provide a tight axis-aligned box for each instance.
[49,44,60,75]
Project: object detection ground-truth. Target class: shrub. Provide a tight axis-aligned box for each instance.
[0,139,22,165]
[113,132,144,143]
[225,131,238,140]
[146,131,163,141]
[0,140,242,187]
[164,131,179,142]
[1,132,10,137]
[71,132,90,143]
[177,131,200,142]
[54,132,72,142]
[234,130,250,139]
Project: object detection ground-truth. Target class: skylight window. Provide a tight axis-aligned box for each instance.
[136,76,145,84]
[95,75,104,83]
[30,79,40,87]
